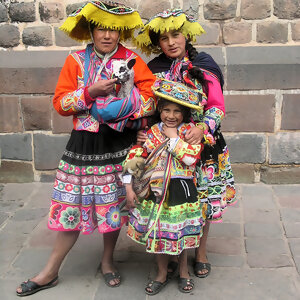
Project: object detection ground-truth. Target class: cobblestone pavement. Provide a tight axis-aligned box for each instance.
[0,183,300,300]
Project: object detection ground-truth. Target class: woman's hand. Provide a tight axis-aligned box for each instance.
[162,125,178,139]
[125,184,139,209]
[185,126,204,145]
[88,78,118,98]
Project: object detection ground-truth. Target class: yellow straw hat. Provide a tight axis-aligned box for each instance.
[136,9,205,55]
[59,1,144,42]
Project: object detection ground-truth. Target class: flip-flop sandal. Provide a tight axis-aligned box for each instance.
[16,276,58,297]
[167,261,178,278]
[145,279,168,295]
[102,272,121,288]
[194,261,211,278]
[178,277,194,293]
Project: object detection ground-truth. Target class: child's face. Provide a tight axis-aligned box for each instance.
[160,102,184,128]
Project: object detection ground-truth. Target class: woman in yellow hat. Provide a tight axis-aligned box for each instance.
[16,1,156,296]
[135,8,236,288]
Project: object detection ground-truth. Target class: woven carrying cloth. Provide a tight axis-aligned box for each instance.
[135,8,205,55]
[60,1,143,41]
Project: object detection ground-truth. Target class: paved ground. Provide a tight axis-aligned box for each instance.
[0,183,300,300]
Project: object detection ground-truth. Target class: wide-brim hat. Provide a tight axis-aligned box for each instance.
[152,78,206,112]
[136,9,205,55]
[59,1,144,42]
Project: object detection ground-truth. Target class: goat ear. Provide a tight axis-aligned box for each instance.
[127,58,136,70]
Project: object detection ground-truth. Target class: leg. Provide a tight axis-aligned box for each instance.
[101,230,121,287]
[194,222,211,277]
[16,230,80,294]
[178,250,194,293]
[145,254,169,295]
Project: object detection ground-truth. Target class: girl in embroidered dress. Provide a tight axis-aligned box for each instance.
[123,79,206,294]
[16,1,156,296]
[135,9,236,279]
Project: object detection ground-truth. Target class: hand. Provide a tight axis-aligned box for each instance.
[125,185,140,209]
[185,126,204,145]
[162,124,178,139]
[88,78,118,98]
[136,127,148,144]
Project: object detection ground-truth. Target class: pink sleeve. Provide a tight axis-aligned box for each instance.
[203,72,225,114]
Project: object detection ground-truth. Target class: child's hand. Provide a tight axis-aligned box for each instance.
[185,126,203,145]
[125,185,140,209]
[136,127,148,144]
[162,125,178,139]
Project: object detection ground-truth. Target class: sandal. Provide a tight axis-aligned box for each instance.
[145,279,168,295]
[102,272,121,288]
[16,276,58,297]
[194,261,211,278]
[167,261,178,278]
[178,277,194,293]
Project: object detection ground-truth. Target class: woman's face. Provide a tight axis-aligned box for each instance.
[160,102,184,128]
[92,27,120,54]
[158,30,186,59]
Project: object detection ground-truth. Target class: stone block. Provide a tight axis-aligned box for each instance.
[52,108,74,134]
[66,2,88,16]
[0,24,19,48]
[182,0,200,19]
[206,253,244,267]
[223,22,252,44]
[283,223,300,238]
[245,237,288,254]
[54,27,82,47]
[247,253,293,268]
[257,22,288,43]
[261,166,300,184]
[39,2,64,23]
[0,161,34,183]
[274,0,300,19]
[222,94,275,132]
[289,238,300,257]
[0,134,32,160]
[291,21,300,41]
[295,256,300,275]
[226,46,300,90]
[222,205,241,223]
[33,134,69,170]
[241,0,271,20]
[225,134,266,163]
[22,26,53,47]
[280,208,300,223]
[197,23,220,45]
[244,208,280,223]
[0,3,8,22]
[269,132,300,164]
[13,207,48,222]
[0,96,23,132]
[207,237,242,255]
[0,211,8,227]
[241,184,276,209]
[21,96,51,131]
[281,94,300,130]
[138,0,170,19]
[204,0,237,20]
[231,164,256,183]
[209,223,241,237]
[0,51,70,94]
[40,171,56,183]
[273,185,300,208]
[244,222,283,238]
[9,2,35,22]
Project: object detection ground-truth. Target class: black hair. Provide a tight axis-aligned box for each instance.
[148,99,191,127]
[149,29,209,95]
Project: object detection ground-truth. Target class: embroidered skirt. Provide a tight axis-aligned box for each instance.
[127,178,207,255]
[197,129,236,223]
[48,125,136,234]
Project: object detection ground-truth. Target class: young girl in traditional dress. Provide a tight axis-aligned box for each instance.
[123,79,207,295]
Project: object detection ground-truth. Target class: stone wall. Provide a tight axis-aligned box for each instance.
[0,0,300,184]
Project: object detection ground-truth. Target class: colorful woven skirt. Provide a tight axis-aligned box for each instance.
[197,129,236,222]
[48,125,136,234]
[127,178,207,255]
